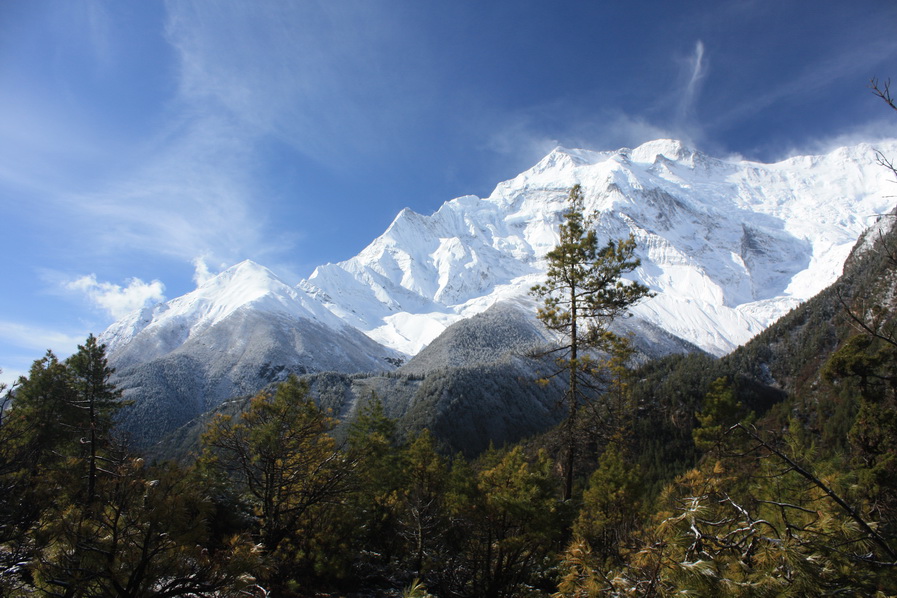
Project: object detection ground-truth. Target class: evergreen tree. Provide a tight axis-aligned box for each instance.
[345,396,406,570]
[32,455,253,598]
[447,446,565,598]
[200,376,352,589]
[692,376,751,454]
[65,334,123,505]
[9,351,78,472]
[398,430,450,577]
[573,444,644,565]
[531,184,651,499]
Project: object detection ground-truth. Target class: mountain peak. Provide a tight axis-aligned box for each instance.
[531,146,603,173]
[304,138,897,357]
[629,139,695,164]
[200,259,284,294]
[101,258,342,361]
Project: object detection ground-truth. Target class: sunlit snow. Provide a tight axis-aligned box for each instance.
[104,139,897,360]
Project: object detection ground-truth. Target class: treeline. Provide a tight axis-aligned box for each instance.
[2,322,896,596]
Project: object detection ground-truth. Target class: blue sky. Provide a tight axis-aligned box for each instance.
[2,0,896,383]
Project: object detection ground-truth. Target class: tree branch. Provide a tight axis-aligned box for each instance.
[732,423,897,562]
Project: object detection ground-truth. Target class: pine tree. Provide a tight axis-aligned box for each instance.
[399,430,449,576]
[449,446,564,598]
[345,396,405,568]
[200,376,351,587]
[573,444,644,564]
[10,351,78,471]
[65,334,123,505]
[531,184,651,499]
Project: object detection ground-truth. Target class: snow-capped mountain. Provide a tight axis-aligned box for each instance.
[101,260,362,366]
[304,139,897,356]
[101,260,403,447]
[102,138,897,448]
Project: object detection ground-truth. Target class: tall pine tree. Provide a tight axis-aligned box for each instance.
[531,185,651,499]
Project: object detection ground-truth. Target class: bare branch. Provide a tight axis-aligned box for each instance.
[871,78,897,113]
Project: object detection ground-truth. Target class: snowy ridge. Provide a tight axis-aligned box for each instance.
[101,260,347,363]
[303,139,897,356]
[103,139,897,363]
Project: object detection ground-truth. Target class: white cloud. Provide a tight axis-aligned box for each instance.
[0,368,25,390]
[484,102,679,171]
[48,2,420,269]
[163,1,429,162]
[64,110,301,269]
[0,322,92,389]
[66,274,166,319]
[775,117,897,161]
[192,255,217,286]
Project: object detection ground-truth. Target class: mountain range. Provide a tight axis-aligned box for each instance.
[99,138,897,449]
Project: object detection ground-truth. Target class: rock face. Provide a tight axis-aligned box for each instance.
[102,139,897,448]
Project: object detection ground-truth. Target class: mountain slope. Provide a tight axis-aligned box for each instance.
[105,261,401,447]
[152,301,571,459]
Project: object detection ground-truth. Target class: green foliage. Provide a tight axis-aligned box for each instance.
[344,396,405,569]
[402,578,436,598]
[67,334,125,504]
[557,427,897,597]
[574,444,644,564]
[531,185,651,350]
[692,377,752,453]
[31,457,252,597]
[10,351,79,469]
[397,430,450,575]
[445,446,567,598]
[0,338,255,596]
[824,334,897,400]
[200,375,351,588]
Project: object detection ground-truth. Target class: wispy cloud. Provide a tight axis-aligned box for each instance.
[83,0,115,70]
[39,1,435,275]
[76,119,265,258]
[483,101,679,174]
[711,38,897,147]
[775,115,897,160]
[676,40,707,130]
[0,4,293,277]
[164,1,429,163]
[481,40,713,169]
[0,322,90,387]
[66,274,166,319]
